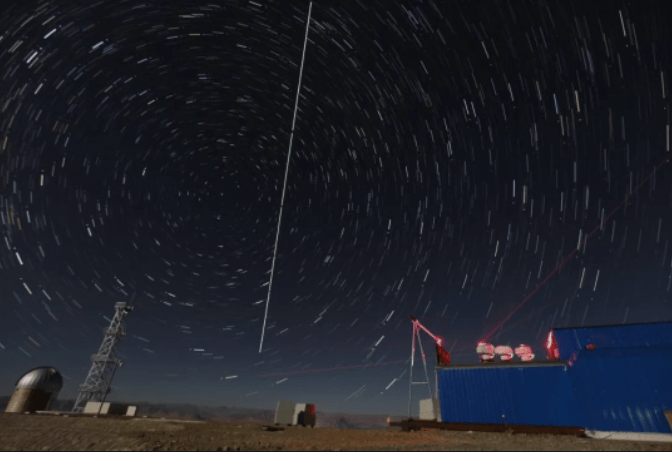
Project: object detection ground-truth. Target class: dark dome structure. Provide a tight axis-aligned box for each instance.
[6,367,63,413]
[15,367,63,393]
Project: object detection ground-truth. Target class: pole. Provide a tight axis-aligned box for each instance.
[259,1,313,354]
[407,323,416,419]
[416,330,433,402]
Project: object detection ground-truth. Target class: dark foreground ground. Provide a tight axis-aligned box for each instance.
[1,413,671,451]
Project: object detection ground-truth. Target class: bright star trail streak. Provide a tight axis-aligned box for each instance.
[481,156,670,343]
[256,359,408,378]
[259,1,313,354]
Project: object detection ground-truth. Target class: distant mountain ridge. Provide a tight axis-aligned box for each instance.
[0,396,404,429]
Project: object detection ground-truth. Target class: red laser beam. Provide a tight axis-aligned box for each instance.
[481,157,669,343]
[497,294,567,336]
[256,359,408,378]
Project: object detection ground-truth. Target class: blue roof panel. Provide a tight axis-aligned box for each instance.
[552,321,672,361]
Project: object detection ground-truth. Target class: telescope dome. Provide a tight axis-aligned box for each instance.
[15,367,63,393]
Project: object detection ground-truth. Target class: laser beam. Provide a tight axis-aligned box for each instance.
[481,157,669,342]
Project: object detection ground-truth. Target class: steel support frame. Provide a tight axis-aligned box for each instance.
[407,321,435,420]
[72,302,132,412]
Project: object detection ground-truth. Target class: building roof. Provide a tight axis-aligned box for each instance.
[552,319,672,331]
[550,321,672,361]
[437,360,567,370]
[15,367,63,393]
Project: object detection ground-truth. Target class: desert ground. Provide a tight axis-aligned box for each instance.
[1,412,671,451]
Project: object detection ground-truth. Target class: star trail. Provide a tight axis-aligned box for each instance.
[0,0,671,416]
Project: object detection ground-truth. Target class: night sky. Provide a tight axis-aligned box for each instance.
[1,0,671,417]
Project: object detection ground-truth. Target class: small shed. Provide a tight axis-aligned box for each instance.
[419,398,441,421]
[83,401,138,416]
[274,400,295,425]
[293,403,316,427]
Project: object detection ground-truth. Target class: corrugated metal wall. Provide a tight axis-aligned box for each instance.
[437,363,583,427]
[567,347,672,433]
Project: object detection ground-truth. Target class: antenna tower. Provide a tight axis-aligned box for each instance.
[72,300,134,412]
[407,315,442,420]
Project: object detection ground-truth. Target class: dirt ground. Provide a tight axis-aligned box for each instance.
[1,413,671,451]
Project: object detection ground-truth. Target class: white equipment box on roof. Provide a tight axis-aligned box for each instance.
[274,400,295,425]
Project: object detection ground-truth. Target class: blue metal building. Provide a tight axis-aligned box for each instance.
[550,321,672,360]
[436,321,672,433]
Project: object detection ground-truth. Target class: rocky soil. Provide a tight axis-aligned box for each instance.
[1,412,671,451]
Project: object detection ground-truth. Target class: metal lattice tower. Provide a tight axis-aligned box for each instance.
[72,302,133,412]
[407,315,443,421]
[407,318,435,419]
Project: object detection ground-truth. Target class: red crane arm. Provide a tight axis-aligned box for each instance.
[409,315,442,344]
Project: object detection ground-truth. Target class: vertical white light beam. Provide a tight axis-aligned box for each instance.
[259,2,313,353]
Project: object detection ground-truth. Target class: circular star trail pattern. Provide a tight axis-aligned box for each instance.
[0,0,671,413]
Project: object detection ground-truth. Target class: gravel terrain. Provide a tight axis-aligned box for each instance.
[1,413,671,451]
